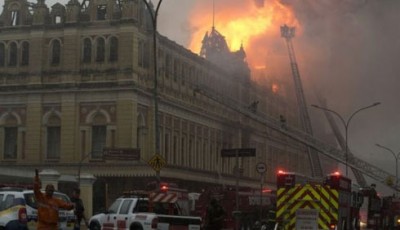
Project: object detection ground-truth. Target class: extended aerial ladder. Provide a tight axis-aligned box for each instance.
[315,95,368,187]
[280,25,323,178]
[194,82,396,191]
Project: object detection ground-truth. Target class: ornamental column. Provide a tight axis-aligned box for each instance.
[79,173,96,217]
[38,169,60,190]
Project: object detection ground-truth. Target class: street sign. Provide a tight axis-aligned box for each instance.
[148,153,166,172]
[103,147,140,160]
[256,162,267,174]
[221,148,256,157]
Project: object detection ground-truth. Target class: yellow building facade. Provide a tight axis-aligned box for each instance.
[0,0,326,213]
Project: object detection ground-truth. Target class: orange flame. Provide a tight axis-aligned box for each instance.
[188,0,301,71]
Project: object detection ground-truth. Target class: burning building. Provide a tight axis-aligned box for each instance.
[0,0,334,215]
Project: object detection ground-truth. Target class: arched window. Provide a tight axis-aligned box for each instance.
[83,38,92,63]
[96,37,105,63]
[51,40,61,65]
[0,43,5,67]
[21,41,29,66]
[3,115,18,159]
[91,113,107,158]
[46,115,61,159]
[8,42,17,67]
[109,37,118,62]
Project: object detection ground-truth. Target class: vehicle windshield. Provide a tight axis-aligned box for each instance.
[107,199,122,214]
[24,192,71,209]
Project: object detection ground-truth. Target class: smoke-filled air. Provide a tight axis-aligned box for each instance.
[1,0,398,193]
[158,0,400,193]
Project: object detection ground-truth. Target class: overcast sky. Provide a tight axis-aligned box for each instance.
[1,0,400,194]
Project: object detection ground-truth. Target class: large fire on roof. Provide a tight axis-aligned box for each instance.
[187,0,300,74]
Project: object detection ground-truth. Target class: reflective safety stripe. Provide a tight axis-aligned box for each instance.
[150,193,178,203]
[276,184,339,229]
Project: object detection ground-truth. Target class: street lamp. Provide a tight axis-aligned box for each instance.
[142,0,164,186]
[311,102,381,176]
[376,143,400,192]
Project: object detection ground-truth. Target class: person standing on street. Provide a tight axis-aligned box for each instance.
[71,188,88,230]
[34,169,75,230]
[205,198,226,230]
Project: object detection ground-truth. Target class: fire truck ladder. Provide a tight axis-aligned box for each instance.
[193,83,397,191]
[280,24,323,178]
[316,96,368,187]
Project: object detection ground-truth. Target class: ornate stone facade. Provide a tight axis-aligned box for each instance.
[0,0,314,213]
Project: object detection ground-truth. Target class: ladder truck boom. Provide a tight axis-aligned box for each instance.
[316,95,368,187]
[194,83,396,192]
[280,24,323,178]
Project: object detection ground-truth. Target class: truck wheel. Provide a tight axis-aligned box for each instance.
[89,221,101,230]
[130,224,143,230]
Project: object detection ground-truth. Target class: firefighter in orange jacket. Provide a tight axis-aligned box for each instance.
[34,169,75,230]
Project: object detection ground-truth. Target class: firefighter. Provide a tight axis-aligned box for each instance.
[205,198,226,230]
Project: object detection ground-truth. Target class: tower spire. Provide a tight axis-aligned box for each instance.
[212,0,215,29]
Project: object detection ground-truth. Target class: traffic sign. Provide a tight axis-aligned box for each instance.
[256,162,267,174]
[221,148,256,157]
[148,153,166,172]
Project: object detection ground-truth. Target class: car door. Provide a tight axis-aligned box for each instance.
[114,199,133,230]
[101,199,122,230]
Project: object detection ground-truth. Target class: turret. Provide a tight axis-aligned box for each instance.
[32,0,49,25]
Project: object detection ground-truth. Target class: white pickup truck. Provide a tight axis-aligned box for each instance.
[88,194,201,230]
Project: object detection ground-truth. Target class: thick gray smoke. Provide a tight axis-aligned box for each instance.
[283,0,400,190]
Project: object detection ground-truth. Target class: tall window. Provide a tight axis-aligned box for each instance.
[109,37,118,62]
[46,115,61,159]
[96,37,105,63]
[21,42,29,66]
[91,113,107,159]
[4,127,17,159]
[138,40,149,68]
[9,42,17,66]
[97,5,107,20]
[0,43,5,67]
[165,54,171,78]
[83,38,92,63]
[173,59,179,82]
[51,40,61,65]
[91,125,106,158]
[11,10,19,26]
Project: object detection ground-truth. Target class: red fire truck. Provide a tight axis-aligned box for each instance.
[192,185,276,230]
[275,170,363,230]
[360,185,400,229]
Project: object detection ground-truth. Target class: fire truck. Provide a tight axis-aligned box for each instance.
[359,185,400,230]
[192,185,276,230]
[275,170,363,230]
